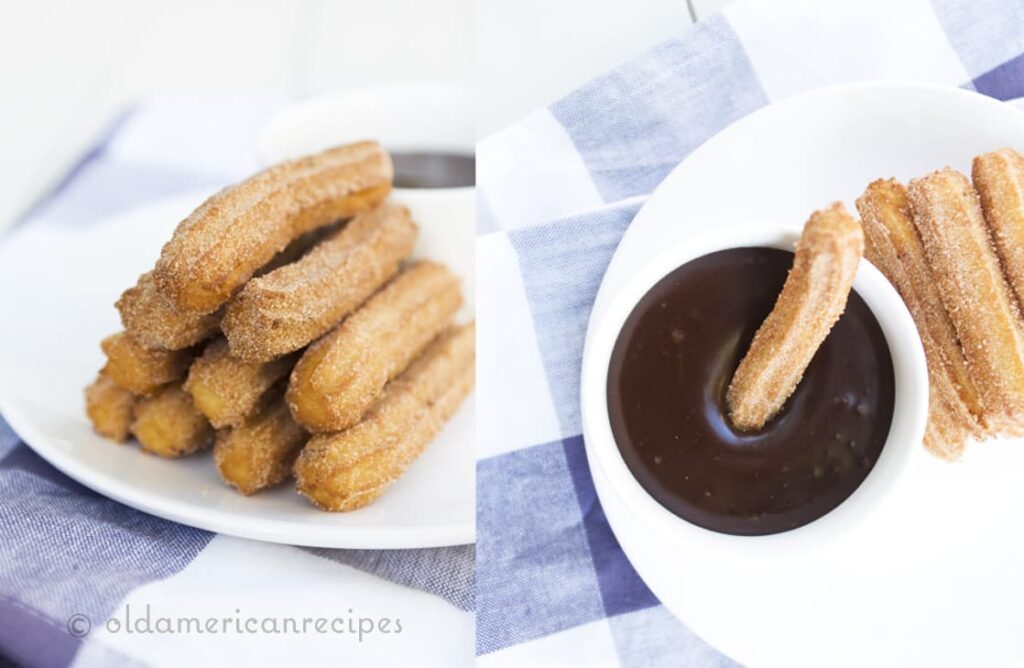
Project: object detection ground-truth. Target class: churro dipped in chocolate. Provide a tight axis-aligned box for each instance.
[154,141,393,315]
[183,338,297,429]
[294,322,475,512]
[101,332,194,396]
[287,261,462,433]
[214,390,308,495]
[117,272,221,351]
[856,179,983,455]
[973,148,1024,311]
[223,202,418,362]
[84,373,136,442]
[726,203,863,431]
[130,384,213,457]
[909,168,1024,434]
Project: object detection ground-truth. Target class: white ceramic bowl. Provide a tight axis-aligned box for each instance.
[258,84,475,313]
[581,223,928,562]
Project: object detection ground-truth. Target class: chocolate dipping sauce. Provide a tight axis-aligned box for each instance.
[607,247,895,536]
[391,152,475,188]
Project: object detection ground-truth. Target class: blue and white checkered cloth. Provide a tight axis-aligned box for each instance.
[475,0,1024,665]
[0,93,474,668]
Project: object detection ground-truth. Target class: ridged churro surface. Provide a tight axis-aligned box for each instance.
[130,384,213,457]
[726,203,863,431]
[294,322,475,511]
[214,392,308,495]
[84,373,136,442]
[909,168,1024,433]
[974,148,1024,311]
[154,141,393,314]
[287,261,462,432]
[222,202,418,361]
[183,338,297,429]
[856,179,982,454]
[101,331,193,396]
[117,272,221,350]
[923,382,969,460]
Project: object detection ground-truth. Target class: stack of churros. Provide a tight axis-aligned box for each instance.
[723,147,1024,460]
[84,140,475,510]
[854,148,1024,458]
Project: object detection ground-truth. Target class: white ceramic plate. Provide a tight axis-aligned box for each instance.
[0,188,475,549]
[581,83,1024,668]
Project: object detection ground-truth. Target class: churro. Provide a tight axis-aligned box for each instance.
[726,203,863,431]
[287,261,463,432]
[222,202,419,361]
[214,391,308,495]
[84,373,136,441]
[909,168,1024,433]
[130,384,213,457]
[117,272,221,350]
[856,179,983,445]
[923,382,969,460]
[154,141,393,314]
[117,226,333,351]
[294,322,475,511]
[101,331,193,395]
[973,148,1024,311]
[183,338,297,429]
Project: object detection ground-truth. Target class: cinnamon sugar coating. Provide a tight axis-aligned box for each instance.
[184,338,298,429]
[909,168,1024,434]
[84,373,136,442]
[154,141,392,314]
[973,149,1024,312]
[287,261,462,433]
[214,391,308,495]
[222,202,418,361]
[117,272,221,351]
[101,331,194,396]
[726,203,863,431]
[130,384,213,457]
[857,179,982,456]
[294,322,475,511]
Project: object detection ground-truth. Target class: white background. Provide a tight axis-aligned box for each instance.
[0,0,474,230]
[478,0,733,135]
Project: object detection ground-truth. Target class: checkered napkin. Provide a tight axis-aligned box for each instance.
[0,94,474,668]
[475,0,1024,665]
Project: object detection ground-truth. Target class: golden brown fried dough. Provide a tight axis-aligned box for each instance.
[117,272,221,351]
[973,148,1024,310]
[856,179,983,453]
[923,382,970,461]
[287,261,462,432]
[214,393,308,495]
[183,338,297,429]
[130,384,213,457]
[222,202,418,361]
[909,168,1024,434]
[154,141,393,314]
[101,332,193,396]
[294,322,475,511]
[727,203,863,431]
[84,373,136,442]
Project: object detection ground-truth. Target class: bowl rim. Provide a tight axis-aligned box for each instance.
[580,222,928,556]
[257,83,475,198]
